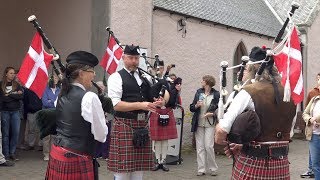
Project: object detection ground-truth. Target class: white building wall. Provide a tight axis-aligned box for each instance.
[110,0,153,50]
[307,13,320,91]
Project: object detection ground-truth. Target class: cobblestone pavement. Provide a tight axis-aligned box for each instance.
[0,139,309,180]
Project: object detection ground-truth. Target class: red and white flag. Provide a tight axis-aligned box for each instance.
[100,35,123,74]
[17,32,54,98]
[274,26,303,104]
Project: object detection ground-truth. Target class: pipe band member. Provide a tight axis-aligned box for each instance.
[108,45,166,180]
[46,51,108,180]
[215,46,296,180]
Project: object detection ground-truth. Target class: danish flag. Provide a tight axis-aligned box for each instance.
[17,32,54,98]
[100,35,123,74]
[274,26,303,104]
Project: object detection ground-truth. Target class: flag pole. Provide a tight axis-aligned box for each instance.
[106,27,122,47]
[102,28,112,86]
[255,3,299,84]
[27,15,65,76]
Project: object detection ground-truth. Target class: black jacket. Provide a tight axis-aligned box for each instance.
[190,88,219,132]
[23,88,42,116]
[0,82,23,111]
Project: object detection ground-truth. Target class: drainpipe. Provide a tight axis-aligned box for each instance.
[299,26,308,105]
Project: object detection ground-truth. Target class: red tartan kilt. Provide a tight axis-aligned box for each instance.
[232,143,290,180]
[149,108,178,141]
[45,144,94,180]
[107,117,153,173]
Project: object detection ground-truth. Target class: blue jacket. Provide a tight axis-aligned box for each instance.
[42,86,60,109]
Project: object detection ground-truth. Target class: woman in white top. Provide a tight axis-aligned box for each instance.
[303,95,320,179]
[190,75,219,176]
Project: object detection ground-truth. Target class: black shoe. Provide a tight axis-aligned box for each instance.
[9,154,19,161]
[0,161,14,167]
[300,170,315,178]
[152,163,161,171]
[161,164,169,172]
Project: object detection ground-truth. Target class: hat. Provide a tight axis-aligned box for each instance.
[249,46,267,62]
[174,77,182,85]
[124,45,140,55]
[66,51,99,67]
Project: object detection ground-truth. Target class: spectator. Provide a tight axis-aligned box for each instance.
[23,88,43,151]
[168,73,177,82]
[41,74,60,161]
[303,94,320,179]
[94,81,112,160]
[301,72,320,178]
[190,75,219,176]
[0,67,23,161]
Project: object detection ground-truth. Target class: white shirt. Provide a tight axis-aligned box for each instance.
[219,90,255,133]
[108,67,151,106]
[71,83,108,143]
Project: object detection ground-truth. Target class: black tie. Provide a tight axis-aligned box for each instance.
[130,71,139,84]
[130,71,135,76]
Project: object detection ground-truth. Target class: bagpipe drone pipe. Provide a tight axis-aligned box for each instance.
[218,51,277,144]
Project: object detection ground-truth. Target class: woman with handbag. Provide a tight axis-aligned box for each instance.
[190,75,219,176]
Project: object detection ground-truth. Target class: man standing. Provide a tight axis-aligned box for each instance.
[108,45,166,180]
[215,46,296,179]
[23,88,43,152]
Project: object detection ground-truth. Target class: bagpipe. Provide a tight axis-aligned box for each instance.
[28,15,113,139]
[217,3,300,145]
[105,27,173,100]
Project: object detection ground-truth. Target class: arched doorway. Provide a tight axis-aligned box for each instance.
[233,41,248,86]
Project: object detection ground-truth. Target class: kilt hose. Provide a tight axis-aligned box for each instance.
[45,144,94,180]
[149,108,178,141]
[232,143,290,180]
[107,117,153,173]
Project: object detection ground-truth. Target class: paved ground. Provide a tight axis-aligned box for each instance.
[0,139,310,180]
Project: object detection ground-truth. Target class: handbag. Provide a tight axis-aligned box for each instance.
[132,127,150,148]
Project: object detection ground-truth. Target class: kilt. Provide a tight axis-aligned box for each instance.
[149,108,178,141]
[107,117,153,173]
[45,144,94,180]
[232,143,290,180]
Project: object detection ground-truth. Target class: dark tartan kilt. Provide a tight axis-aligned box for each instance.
[45,144,94,180]
[149,108,178,141]
[107,117,153,173]
[232,143,290,180]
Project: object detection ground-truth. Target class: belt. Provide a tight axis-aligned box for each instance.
[242,144,289,160]
[115,111,148,120]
